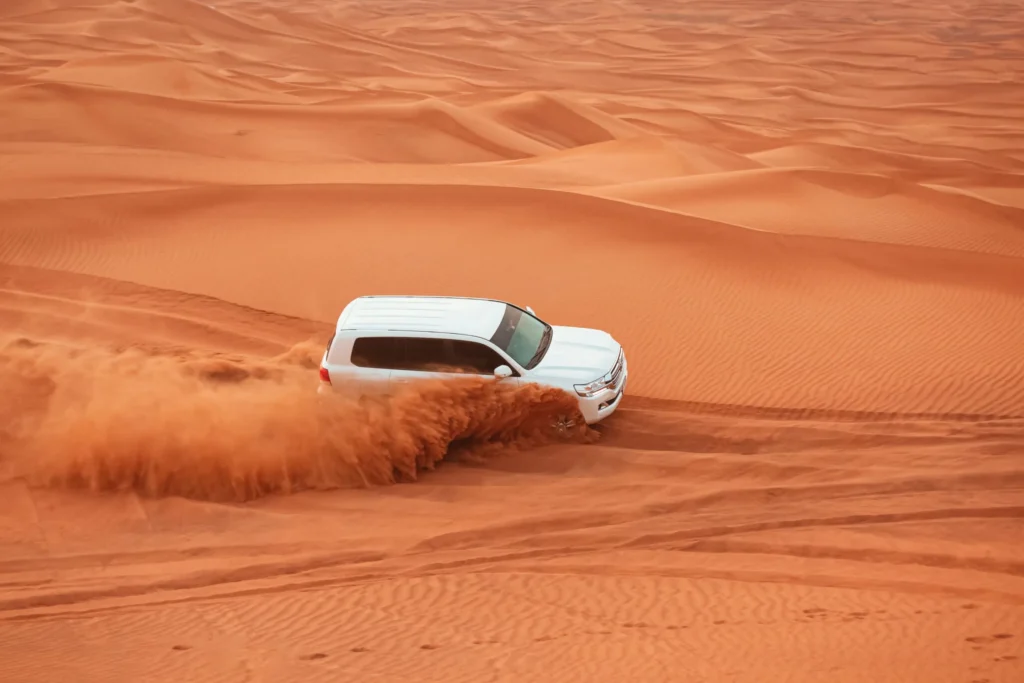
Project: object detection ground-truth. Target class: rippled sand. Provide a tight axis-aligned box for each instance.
[1,1,1022,682]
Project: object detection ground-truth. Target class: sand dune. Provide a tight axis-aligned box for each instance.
[587,167,1024,256]
[1,1,1023,682]
[40,54,304,102]
[0,82,562,162]
[472,91,646,148]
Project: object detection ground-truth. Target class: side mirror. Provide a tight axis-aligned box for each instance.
[494,364,513,379]
[526,306,535,315]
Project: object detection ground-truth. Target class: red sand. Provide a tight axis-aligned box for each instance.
[1,1,1023,682]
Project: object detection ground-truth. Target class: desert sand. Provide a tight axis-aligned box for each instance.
[1,0,1024,681]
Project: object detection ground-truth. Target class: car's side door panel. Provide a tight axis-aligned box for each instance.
[448,338,521,388]
[388,336,451,388]
[389,337,521,389]
[345,336,403,395]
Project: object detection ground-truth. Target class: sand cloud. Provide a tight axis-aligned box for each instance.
[1,338,591,502]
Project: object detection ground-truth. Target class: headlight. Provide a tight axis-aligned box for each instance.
[574,352,622,397]
[574,376,611,397]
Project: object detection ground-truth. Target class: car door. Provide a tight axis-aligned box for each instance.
[389,337,520,388]
[346,335,402,394]
[447,339,520,387]
[388,336,451,388]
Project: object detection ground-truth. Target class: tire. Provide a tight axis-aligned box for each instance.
[549,411,586,439]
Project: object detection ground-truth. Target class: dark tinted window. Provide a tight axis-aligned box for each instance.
[449,339,508,374]
[403,338,449,371]
[350,336,513,374]
[350,337,403,369]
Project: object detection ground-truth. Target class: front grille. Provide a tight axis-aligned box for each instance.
[607,350,624,389]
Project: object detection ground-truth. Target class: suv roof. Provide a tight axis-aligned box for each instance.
[336,295,510,339]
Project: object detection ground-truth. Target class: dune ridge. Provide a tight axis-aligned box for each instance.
[1,1,1023,682]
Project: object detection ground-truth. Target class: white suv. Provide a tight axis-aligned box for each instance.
[317,295,628,430]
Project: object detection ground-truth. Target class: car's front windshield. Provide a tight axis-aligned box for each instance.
[489,304,551,369]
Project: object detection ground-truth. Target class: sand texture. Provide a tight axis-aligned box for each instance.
[1,1,1023,682]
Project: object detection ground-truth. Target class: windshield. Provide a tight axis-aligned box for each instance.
[489,304,552,369]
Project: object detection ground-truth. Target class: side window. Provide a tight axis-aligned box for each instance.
[350,336,507,374]
[402,337,449,372]
[449,340,510,374]
[351,337,403,369]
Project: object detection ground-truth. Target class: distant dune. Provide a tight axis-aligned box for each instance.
[1,1,1023,682]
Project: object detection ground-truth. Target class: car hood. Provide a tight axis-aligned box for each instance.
[529,325,621,383]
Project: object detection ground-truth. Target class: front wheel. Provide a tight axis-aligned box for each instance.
[546,408,594,441]
[552,413,578,435]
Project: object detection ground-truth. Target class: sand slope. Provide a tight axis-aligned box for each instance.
[1,1,1023,682]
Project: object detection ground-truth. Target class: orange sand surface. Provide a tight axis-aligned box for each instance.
[1,1,1024,681]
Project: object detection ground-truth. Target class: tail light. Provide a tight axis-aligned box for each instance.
[319,333,335,385]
